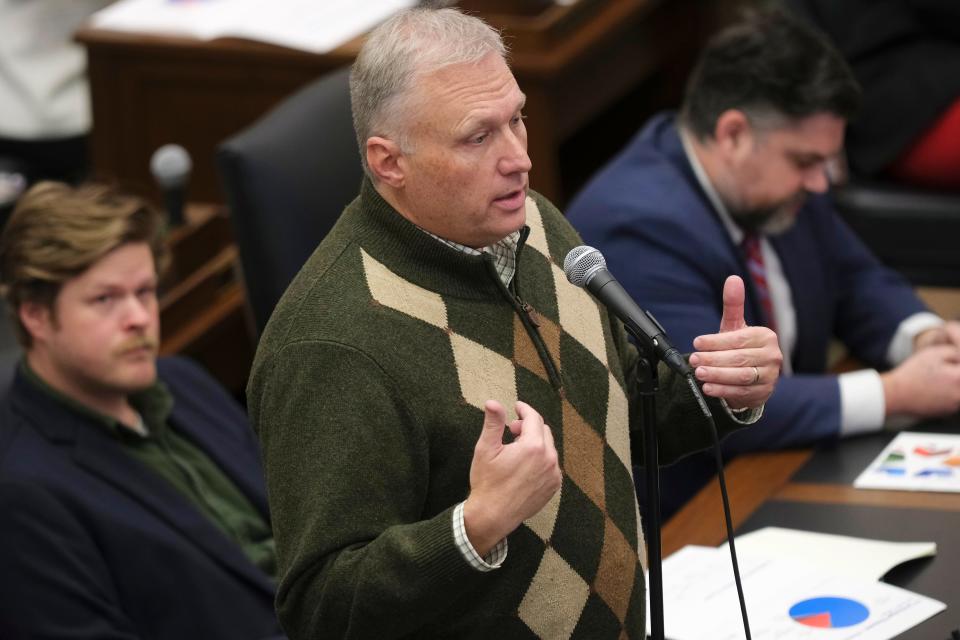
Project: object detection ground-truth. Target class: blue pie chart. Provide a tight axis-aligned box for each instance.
[789,596,870,628]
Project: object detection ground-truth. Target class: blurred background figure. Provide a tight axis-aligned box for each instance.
[786,0,960,192]
[0,0,114,223]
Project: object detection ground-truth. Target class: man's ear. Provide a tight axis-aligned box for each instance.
[714,109,754,163]
[19,301,53,345]
[366,136,406,188]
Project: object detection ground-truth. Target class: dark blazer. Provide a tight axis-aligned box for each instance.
[566,113,927,515]
[0,356,282,640]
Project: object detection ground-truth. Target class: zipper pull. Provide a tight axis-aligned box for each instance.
[518,298,542,327]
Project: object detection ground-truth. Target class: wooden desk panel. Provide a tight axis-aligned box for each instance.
[160,205,253,396]
[79,29,351,204]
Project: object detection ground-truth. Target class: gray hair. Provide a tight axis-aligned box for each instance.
[349,8,507,178]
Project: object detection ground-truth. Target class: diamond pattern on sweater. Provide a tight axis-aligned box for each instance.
[361,249,447,329]
[634,499,647,572]
[537,314,563,374]
[450,333,519,423]
[548,478,605,581]
[572,593,631,639]
[360,196,645,637]
[594,516,638,623]
[514,314,548,382]
[513,312,563,384]
[515,202,643,634]
[605,371,630,470]
[523,197,550,257]
[551,262,608,368]
[517,547,590,639]
[524,486,562,542]
[561,399,605,511]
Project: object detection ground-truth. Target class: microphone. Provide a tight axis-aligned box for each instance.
[149,144,191,226]
[564,245,692,376]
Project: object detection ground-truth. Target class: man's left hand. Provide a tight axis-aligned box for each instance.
[689,275,782,410]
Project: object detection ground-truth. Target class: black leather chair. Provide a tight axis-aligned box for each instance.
[832,180,960,288]
[217,65,362,334]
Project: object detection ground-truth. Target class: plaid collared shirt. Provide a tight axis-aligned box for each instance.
[428,230,521,287]
[452,502,508,571]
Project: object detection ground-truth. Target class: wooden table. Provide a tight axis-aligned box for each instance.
[662,448,814,557]
[662,421,960,639]
[77,0,738,207]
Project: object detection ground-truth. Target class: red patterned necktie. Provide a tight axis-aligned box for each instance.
[741,233,777,332]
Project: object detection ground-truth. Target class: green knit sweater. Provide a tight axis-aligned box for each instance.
[248,179,744,639]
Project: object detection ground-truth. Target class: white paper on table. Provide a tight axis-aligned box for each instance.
[854,432,960,493]
[730,527,936,582]
[651,545,944,640]
[91,0,417,53]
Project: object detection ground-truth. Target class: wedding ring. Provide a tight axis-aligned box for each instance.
[751,366,760,385]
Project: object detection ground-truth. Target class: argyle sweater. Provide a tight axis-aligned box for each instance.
[248,179,746,639]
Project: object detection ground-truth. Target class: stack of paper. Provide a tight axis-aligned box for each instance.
[91,0,417,54]
[653,528,944,640]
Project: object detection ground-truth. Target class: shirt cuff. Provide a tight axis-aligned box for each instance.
[838,369,886,436]
[452,502,507,572]
[887,312,944,365]
[720,398,764,424]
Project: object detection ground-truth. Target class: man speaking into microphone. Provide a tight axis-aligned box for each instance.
[248,7,781,639]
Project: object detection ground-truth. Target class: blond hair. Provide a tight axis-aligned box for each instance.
[0,182,169,347]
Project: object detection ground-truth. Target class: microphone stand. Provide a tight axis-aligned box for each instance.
[632,338,664,640]
[632,339,754,640]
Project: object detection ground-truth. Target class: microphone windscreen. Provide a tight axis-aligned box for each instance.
[149,144,192,188]
[564,245,606,287]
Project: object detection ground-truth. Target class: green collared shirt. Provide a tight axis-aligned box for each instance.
[21,362,276,578]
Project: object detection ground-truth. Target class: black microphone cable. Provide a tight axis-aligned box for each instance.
[683,375,752,640]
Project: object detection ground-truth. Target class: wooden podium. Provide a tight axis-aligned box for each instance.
[78,0,736,206]
[159,205,252,396]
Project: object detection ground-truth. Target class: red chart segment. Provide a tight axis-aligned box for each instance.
[793,612,832,628]
[789,597,870,629]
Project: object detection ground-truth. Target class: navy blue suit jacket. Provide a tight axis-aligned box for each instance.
[567,113,927,514]
[0,357,282,640]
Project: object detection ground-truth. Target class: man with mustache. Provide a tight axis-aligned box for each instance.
[567,10,960,518]
[0,182,283,639]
